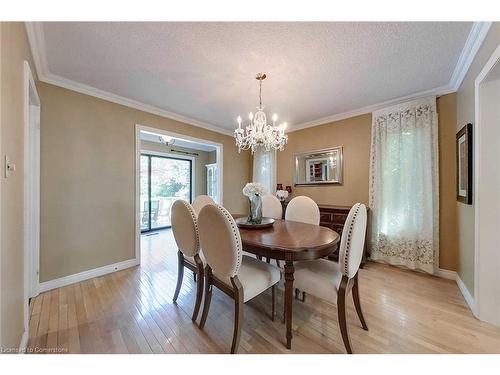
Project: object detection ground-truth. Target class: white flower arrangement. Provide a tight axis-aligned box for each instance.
[276,189,289,201]
[242,182,266,197]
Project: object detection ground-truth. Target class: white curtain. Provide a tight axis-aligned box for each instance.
[369,96,439,274]
[252,148,276,195]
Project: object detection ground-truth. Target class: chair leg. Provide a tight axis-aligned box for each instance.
[295,288,306,302]
[199,266,213,329]
[282,289,286,323]
[337,276,353,354]
[193,272,196,282]
[230,277,244,354]
[352,273,368,330]
[173,250,184,303]
[191,254,204,322]
[271,285,276,321]
[276,259,281,268]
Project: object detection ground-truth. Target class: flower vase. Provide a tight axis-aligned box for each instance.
[247,194,263,224]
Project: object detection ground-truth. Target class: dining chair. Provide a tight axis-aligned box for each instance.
[198,203,281,354]
[170,199,204,322]
[261,194,283,266]
[191,194,215,216]
[292,203,368,353]
[261,194,283,219]
[285,196,320,225]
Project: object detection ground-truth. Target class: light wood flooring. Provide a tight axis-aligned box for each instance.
[27,229,500,354]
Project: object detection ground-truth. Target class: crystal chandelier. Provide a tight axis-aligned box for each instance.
[234,73,288,154]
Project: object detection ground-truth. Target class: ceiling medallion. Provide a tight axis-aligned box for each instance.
[234,73,288,154]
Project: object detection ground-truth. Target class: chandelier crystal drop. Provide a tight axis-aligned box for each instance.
[234,73,288,154]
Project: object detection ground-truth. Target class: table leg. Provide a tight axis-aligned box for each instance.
[284,260,294,349]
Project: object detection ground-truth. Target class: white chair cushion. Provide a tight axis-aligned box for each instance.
[171,200,199,257]
[293,259,352,304]
[198,204,242,278]
[215,255,281,302]
[285,196,320,225]
[192,195,215,216]
[261,194,283,220]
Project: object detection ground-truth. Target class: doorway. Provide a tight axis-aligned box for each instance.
[23,61,41,340]
[140,153,193,232]
[474,42,500,326]
[135,124,223,264]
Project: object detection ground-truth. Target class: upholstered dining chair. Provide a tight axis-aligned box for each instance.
[261,194,283,219]
[198,204,281,354]
[170,200,204,322]
[261,194,283,266]
[191,194,215,216]
[292,203,368,353]
[285,196,320,225]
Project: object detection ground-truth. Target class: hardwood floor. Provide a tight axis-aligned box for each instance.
[27,229,500,354]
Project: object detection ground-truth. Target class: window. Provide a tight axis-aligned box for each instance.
[140,153,192,232]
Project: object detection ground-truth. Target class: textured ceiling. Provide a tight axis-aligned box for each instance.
[39,22,472,132]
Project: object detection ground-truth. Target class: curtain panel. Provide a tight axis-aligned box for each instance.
[369,96,439,274]
[252,148,277,195]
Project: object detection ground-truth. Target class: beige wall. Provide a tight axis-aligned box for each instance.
[277,114,372,207]
[455,23,500,295]
[437,93,459,271]
[277,96,459,271]
[39,82,251,282]
[140,140,214,197]
[0,22,38,349]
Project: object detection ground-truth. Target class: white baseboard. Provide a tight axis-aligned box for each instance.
[435,268,457,280]
[38,258,139,293]
[456,275,478,317]
[18,331,28,354]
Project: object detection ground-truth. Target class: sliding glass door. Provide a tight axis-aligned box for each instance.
[141,153,192,232]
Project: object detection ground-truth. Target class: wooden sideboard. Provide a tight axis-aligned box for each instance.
[318,204,369,263]
[318,205,350,261]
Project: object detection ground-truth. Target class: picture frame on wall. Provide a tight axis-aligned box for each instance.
[456,123,473,204]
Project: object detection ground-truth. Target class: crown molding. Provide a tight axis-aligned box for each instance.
[289,83,453,132]
[24,22,234,137]
[25,22,491,136]
[42,72,234,136]
[449,22,492,91]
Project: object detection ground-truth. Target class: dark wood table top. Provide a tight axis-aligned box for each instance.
[237,218,340,261]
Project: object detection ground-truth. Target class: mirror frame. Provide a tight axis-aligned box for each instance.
[293,146,344,186]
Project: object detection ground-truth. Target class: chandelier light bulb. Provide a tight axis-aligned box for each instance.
[237,116,242,128]
[249,112,254,121]
[272,114,278,123]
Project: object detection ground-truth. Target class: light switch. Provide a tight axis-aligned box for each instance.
[4,155,16,178]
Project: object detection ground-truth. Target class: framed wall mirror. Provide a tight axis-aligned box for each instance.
[294,146,343,185]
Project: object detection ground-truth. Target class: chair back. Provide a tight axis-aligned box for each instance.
[285,196,320,225]
[192,195,215,216]
[339,203,367,278]
[198,204,242,278]
[261,194,283,219]
[171,200,199,257]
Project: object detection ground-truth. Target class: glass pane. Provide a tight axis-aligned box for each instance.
[140,155,150,231]
[150,157,191,229]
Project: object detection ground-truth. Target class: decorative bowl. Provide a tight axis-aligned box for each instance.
[235,217,275,229]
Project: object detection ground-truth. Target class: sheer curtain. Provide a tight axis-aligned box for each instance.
[369,96,439,274]
[252,148,276,195]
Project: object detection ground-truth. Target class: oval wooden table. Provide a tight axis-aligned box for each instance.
[237,218,340,349]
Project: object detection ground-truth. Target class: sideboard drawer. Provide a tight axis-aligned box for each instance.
[333,213,348,224]
[320,212,334,223]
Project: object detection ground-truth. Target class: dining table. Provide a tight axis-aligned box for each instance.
[236,217,340,349]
